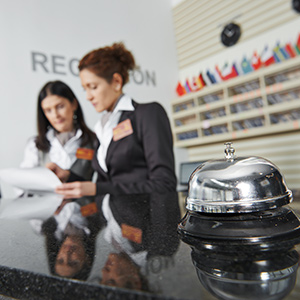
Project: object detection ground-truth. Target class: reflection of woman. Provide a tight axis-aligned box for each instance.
[54,228,91,278]
[38,200,101,280]
[101,252,149,292]
[21,80,96,182]
[49,42,178,204]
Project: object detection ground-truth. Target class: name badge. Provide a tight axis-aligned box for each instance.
[80,202,98,217]
[121,223,142,244]
[113,119,133,141]
[76,148,94,160]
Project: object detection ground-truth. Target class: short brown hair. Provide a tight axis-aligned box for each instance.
[78,42,136,86]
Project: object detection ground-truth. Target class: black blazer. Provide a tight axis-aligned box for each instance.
[105,192,180,257]
[92,100,177,196]
[69,100,181,240]
[93,100,181,246]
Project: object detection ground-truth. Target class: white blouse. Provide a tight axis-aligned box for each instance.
[95,95,146,267]
[20,128,83,169]
[93,94,135,172]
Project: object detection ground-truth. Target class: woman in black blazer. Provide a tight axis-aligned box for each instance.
[49,42,180,236]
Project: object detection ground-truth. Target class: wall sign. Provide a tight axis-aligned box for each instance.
[31,51,156,86]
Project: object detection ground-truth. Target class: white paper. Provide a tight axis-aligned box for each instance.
[0,195,63,220]
[0,167,62,193]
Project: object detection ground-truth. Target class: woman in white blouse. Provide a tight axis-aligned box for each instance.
[21,80,96,182]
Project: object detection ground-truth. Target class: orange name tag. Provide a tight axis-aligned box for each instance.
[113,119,133,141]
[80,202,98,217]
[121,223,142,244]
[76,148,94,160]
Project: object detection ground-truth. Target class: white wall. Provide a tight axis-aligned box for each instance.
[177,18,300,82]
[0,0,180,170]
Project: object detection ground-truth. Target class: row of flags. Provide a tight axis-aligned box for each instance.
[176,33,300,97]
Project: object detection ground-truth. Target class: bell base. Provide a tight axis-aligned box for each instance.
[178,206,300,253]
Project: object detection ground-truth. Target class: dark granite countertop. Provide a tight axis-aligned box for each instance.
[0,190,300,300]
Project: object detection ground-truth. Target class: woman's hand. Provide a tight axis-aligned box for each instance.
[46,162,70,183]
[55,181,96,199]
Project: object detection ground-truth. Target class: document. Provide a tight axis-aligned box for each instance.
[0,195,63,220]
[0,167,64,220]
[0,167,62,193]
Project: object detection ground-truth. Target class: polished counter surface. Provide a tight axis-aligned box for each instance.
[0,191,300,300]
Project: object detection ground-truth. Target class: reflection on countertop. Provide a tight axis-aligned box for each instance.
[0,190,300,299]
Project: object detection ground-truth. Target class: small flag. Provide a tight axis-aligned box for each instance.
[273,43,284,62]
[272,50,281,63]
[279,45,290,60]
[233,61,244,76]
[176,81,186,96]
[232,63,240,76]
[184,79,192,93]
[251,51,262,70]
[202,72,212,86]
[191,73,206,91]
[261,46,275,66]
[229,64,239,78]
[199,73,206,87]
[241,57,253,74]
[221,63,231,77]
[215,64,225,81]
[218,63,238,80]
[295,33,300,54]
[190,76,201,91]
[206,70,217,84]
[213,68,222,83]
[285,42,297,58]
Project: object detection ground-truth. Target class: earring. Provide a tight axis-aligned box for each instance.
[73,113,78,126]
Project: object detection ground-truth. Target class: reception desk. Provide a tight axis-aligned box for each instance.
[0,191,300,300]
